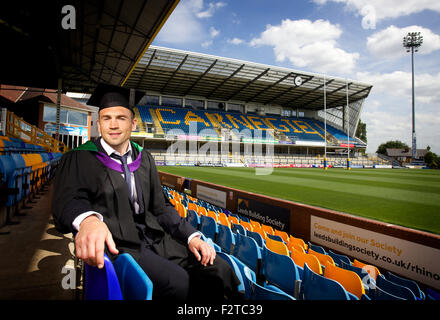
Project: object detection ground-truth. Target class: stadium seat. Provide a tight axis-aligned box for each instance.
[308,248,335,267]
[324,262,366,299]
[240,220,253,232]
[288,242,306,254]
[427,288,440,300]
[266,233,284,243]
[375,274,416,300]
[291,250,323,276]
[328,250,352,266]
[308,242,326,254]
[231,223,246,235]
[289,236,307,251]
[217,212,231,227]
[216,252,245,295]
[246,230,265,249]
[84,253,123,300]
[386,271,425,300]
[301,263,354,300]
[233,233,262,274]
[274,230,289,243]
[262,245,301,297]
[265,237,289,256]
[369,284,405,300]
[243,265,295,300]
[216,224,235,254]
[186,209,200,229]
[261,224,274,235]
[199,215,218,240]
[353,259,380,280]
[341,262,375,290]
[112,253,153,300]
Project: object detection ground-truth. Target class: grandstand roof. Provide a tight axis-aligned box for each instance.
[0,0,179,93]
[124,46,373,111]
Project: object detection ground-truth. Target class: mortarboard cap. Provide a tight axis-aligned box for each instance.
[87,83,144,114]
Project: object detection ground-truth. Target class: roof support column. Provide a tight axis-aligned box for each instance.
[55,78,62,142]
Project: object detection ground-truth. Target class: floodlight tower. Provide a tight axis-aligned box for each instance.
[403,32,423,162]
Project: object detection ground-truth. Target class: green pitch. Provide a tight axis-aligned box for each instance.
[158,166,440,235]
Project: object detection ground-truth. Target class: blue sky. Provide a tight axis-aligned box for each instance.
[152,0,440,154]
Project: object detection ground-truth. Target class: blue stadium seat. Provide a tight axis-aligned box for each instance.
[216,252,245,295]
[261,245,301,297]
[369,284,405,300]
[200,215,218,241]
[266,233,284,243]
[112,253,153,300]
[246,230,264,249]
[328,250,352,266]
[308,242,326,254]
[232,233,261,274]
[301,263,354,300]
[386,271,425,300]
[215,224,235,254]
[375,274,416,300]
[84,253,123,300]
[243,266,295,300]
[186,209,200,229]
[231,223,246,236]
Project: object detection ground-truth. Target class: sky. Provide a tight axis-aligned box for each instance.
[152,0,440,154]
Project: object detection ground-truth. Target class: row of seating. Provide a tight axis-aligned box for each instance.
[83,186,439,300]
[136,105,362,145]
[165,186,438,301]
[0,135,46,154]
[0,134,62,230]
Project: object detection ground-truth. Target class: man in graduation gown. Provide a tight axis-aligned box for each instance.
[52,83,241,301]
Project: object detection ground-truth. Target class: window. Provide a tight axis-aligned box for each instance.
[68,110,88,126]
[162,96,182,107]
[228,103,244,113]
[43,105,67,123]
[186,99,204,109]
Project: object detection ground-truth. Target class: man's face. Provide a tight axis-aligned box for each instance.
[97,106,137,152]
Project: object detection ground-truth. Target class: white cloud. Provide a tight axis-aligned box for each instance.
[209,26,220,38]
[358,70,440,153]
[227,37,245,45]
[357,71,440,104]
[249,19,359,74]
[313,0,440,22]
[196,1,227,18]
[367,25,440,59]
[156,0,224,46]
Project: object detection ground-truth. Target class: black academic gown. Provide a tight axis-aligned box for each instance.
[52,139,241,300]
[52,139,196,261]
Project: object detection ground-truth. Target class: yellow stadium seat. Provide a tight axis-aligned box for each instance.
[288,242,305,254]
[240,220,254,232]
[324,262,365,299]
[290,250,322,275]
[289,236,308,251]
[228,216,239,225]
[207,210,219,222]
[218,213,231,228]
[187,202,198,212]
[198,206,207,216]
[265,237,289,256]
[274,230,289,243]
[308,249,335,267]
[250,220,261,229]
[261,224,274,235]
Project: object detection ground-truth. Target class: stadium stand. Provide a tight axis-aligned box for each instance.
[0,121,63,231]
[161,185,436,301]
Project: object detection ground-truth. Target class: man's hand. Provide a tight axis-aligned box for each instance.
[75,215,119,268]
[188,236,216,267]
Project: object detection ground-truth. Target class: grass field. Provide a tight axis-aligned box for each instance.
[158,166,440,235]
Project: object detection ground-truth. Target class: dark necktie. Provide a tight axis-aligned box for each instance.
[110,152,133,203]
